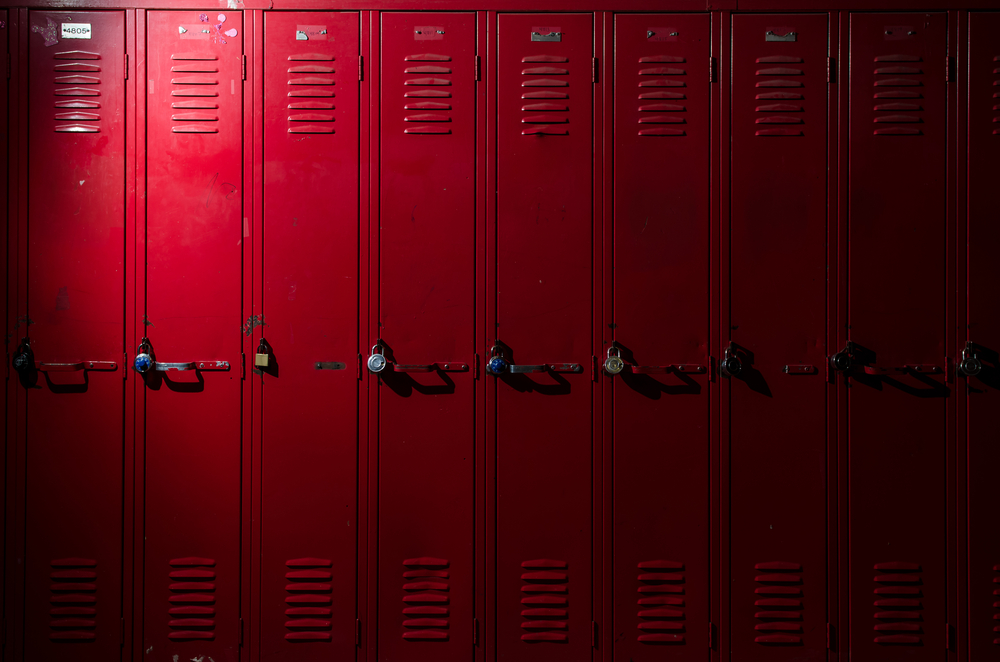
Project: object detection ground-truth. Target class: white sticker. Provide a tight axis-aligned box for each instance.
[61,23,92,40]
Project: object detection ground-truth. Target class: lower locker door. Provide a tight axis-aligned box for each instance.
[495,13,594,661]
[611,12,712,658]
[22,10,126,660]
[259,11,360,658]
[142,10,244,659]
[375,12,477,660]
[729,13,830,658]
[847,12,948,658]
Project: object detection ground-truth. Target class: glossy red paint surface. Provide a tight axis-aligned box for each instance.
[142,9,244,660]
[611,12,711,659]
[730,12,829,659]
[259,11,360,659]
[847,11,948,659]
[376,11,477,661]
[965,10,1000,660]
[494,12,593,661]
[21,10,125,660]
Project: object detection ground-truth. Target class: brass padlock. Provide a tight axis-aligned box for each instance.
[254,338,269,368]
[604,345,624,375]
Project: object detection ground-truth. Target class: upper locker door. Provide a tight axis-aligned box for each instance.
[375,13,476,659]
[143,10,243,659]
[260,12,359,658]
[611,14,711,657]
[966,11,1000,658]
[729,14,829,657]
[494,13,593,660]
[847,13,948,657]
[20,10,125,659]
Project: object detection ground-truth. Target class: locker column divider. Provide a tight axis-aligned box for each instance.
[358,10,372,662]
[592,11,606,661]
[475,10,488,662]
[132,10,147,662]
[709,9,722,662]
[123,8,138,660]
[247,9,264,662]
[598,9,612,662]
[715,8,731,662]
[364,11,379,662]
[826,9,842,660]
[946,8,960,662]
[0,11,9,657]
[484,11,498,662]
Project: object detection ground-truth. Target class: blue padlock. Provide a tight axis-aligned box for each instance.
[134,338,154,373]
[12,339,32,375]
[487,346,508,375]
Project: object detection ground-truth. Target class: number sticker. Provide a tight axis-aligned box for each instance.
[61,23,92,39]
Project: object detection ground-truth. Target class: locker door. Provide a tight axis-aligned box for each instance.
[611,13,711,658]
[965,11,1000,658]
[495,13,593,660]
[260,12,359,658]
[19,10,126,660]
[375,12,476,659]
[143,10,243,659]
[847,12,948,657]
[729,14,829,657]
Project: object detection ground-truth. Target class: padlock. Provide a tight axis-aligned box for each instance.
[829,341,855,373]
[604,345,624,375]
[958,341,982,377]
[254,338,269,368]
[487,345,508,375]
[720,344,742,378]
[133,337,154,373]
[367,342,388,373]
[12,338,32,375]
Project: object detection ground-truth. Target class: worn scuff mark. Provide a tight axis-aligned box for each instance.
[145,646,153,654]
[15,315,34,329]
[143,315,155,327]
[411,204,417,223]
[243,314,267,337]
[56,286,70,310]
[640,216,649,233]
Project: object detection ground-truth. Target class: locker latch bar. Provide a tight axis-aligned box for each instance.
[782,364,816,375]
[35,361,117,372]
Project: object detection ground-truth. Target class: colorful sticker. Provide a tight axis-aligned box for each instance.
[31,16,59,47]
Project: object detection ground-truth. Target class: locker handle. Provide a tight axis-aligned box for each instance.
[782,364,816,375]
[863,364,941,375]
[155,361,230,372]
[393,362,469,373]
[630,364,707,375]
[509,363,582,374]
[35,361,117,372]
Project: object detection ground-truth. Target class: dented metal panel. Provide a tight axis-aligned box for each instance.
[494,12,594,660]
[21,10,126,661]
[729,13,830,657]
[611,12,711,658]
[142,9,243,660]
[376,12,477,660]
[847,12,948,658]
[260,11,360,659]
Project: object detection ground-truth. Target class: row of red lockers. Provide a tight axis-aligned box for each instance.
[0,6,998,662]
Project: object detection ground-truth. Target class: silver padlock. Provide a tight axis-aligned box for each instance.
[367,342,388,373]
[604,345,624,375]
[958,341,982,377]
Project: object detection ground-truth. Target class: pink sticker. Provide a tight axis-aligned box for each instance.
[296,25,328,41]
[647,27,678,42]
[414,25,445,41]
[884,25,916,41]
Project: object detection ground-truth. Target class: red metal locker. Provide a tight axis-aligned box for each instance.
[729,13,829,658]
[17,10,126,660]
[494,12,593,660]
[259,11,359,659]
[965,10,1000,658]
[374,12,477,659]
[142,10,244,659]
[846,12,948,657]
[610,13,711,657]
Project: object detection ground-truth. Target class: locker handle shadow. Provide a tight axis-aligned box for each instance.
[381,369,456,396]
[500,371,572,395]
[848,343,949,397]
[611,343,702,398]
[143,370,205,393]
[728,344,772,397]
[967,343,1000,392]
[18,369,90,393]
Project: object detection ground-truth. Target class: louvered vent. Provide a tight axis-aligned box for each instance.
[637,55,686,136]
[521,54,569,135]
[637,560,685,643]
[288,53,335,134]
[168,557,216,640]
[401,557,449,640]
[993,56,1000,135]
[49,558,97,641]
[170,53,220,133]
[283,558,333,641]
[520,559,568,642]
[53,51,101,133]
[873,55,924,135]
[873,562,923,644]
[404,53,452,135]
[753,562,803,643]
[755,55,804,137]
[993,564,1000,644]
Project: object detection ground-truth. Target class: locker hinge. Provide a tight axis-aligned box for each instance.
[124,352,128,379]
[945,356,954,384]
[474,353,480,379]
[358,353,363,380]
[826,56,834,84]
[592,57,598,83]
[359,55,363,81]
[124,53,129,80]
[473,617,479,645]
[826,622,832,649]
[709,56,716,83]
[475,55,481,81]
[356,619,361,646]
[592,355,598,382]
[945,623,951,650]
[120,617,124,646]
[945,56,952,83]
[242,54,247,81]
[6,352,9,380]
[6,53,10,80]
[591,621,597,647]
[241,352,246,380]
[239,617,244,646]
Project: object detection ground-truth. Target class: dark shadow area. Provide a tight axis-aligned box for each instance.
[615,342,701,399]
[730,343,772,397]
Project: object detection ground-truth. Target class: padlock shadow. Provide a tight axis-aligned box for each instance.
[729,343,772,398]
[500,371,572,395]
[381,369,457,396]
[968,342,1000,392]
[143,369,205,393]
[255,337,279,378]
[614,342,701,399]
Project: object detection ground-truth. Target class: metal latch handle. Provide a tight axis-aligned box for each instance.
[36,361,117,372]
[155,361,230,372]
